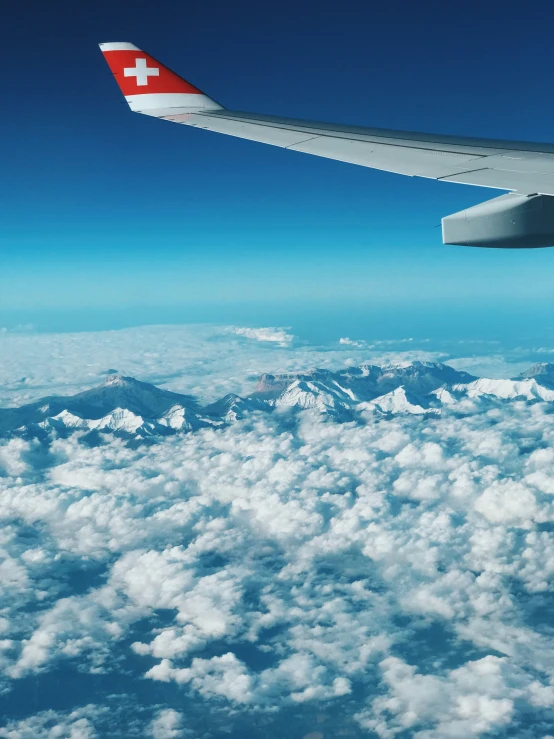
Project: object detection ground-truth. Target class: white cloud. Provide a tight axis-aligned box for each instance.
[150,653,254,704]
[148,709,185,739]
[0,438,33,477]
[339,337,367,347]
[475,480,538,528]
[356,655,515,738]
[234,326,294,345]
[0,706,100,739]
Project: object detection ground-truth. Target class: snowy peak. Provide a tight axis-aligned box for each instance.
[256,362,475,406]
[373,361,476,395]
[517,363,554,388]
[70,374,199,418]
[103,373,126,386]
[0,376,201,437]
[455,377,554,401]
[270,379,353,418]
[255,370,337,398]
[202,394,267,422]
[360,386,439,416]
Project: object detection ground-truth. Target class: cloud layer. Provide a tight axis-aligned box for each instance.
[0,324,467,409]
[2,326,554,736]
[1,382,554,735]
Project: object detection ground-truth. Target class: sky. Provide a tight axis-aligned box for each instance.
[3,0,554,335]
[5,6,554,734]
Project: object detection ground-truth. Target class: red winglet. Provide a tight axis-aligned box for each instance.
[99,42,223,114]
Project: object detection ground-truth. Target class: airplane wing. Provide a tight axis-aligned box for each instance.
[99,42,554,248]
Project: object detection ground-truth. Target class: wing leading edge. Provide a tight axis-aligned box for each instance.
[100,42,554,248]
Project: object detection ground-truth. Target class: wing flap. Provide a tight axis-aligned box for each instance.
[441,168,554,195]
[288,137,485,177]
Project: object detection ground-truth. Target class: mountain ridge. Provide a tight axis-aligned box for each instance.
[1,362,552,440]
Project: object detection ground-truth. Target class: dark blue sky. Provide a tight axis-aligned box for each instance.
[3,0,554,332]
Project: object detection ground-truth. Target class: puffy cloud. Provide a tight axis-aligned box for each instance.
[356,655,516,738]
[0,706,100,739]
[339,337,366,346]
[475,480,538,528]
[234,327,294,345]
[148,709,185,739]
[146,652,254,704]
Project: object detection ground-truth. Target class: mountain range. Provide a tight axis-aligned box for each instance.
[2,361,554,441]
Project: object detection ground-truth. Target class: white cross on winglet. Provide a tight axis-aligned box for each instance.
[124,58,160,86]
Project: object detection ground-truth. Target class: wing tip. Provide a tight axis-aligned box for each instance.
[99,42,140,52]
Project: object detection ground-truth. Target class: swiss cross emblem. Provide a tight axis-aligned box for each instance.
[123,58,160,86]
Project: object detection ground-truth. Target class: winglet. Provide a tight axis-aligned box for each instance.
[99,42,223,116]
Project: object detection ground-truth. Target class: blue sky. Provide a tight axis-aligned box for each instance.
[3,0,554,334]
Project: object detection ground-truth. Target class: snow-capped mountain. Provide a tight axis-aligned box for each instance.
[517,362,554,388]
[0,375,204,438]
[202,394,268,422]
[454,377,554,401]
[254,362,476,417]
[256,361,476,403]
[3,362,554,441]
[360,387,440,416]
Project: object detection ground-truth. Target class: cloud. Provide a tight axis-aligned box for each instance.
[146,652,254,704]
[0,438,33,477]
[339,337,367,347]
[234,327,294,345]
[0,324,35,334]
[0,706,101,739]
[148,709,185,739]
[475,480,539,528]
[355,655,516,738]
[0,324,450,409]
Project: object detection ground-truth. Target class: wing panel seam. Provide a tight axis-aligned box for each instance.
[437,168,489,180]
